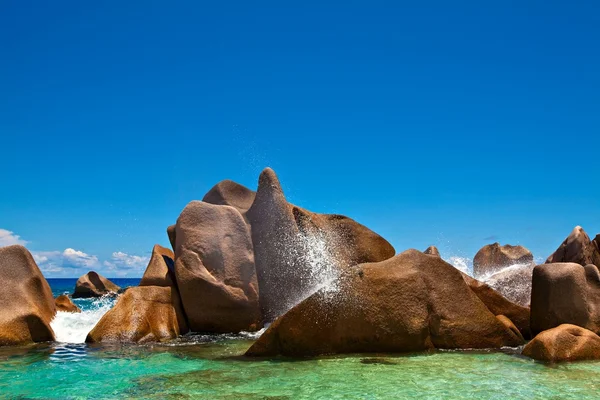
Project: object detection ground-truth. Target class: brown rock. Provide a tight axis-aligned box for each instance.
[530,262,600,335]
[0,245,56,345]
[546,226,600,267]
[202,179,256,216]
[423,246,441,257]
[461,272,531,338]
[55,295,81,313]
[473,243,533,277]
[139,244,176,288]
[86,286,188,343]
[73,271,120,298]
[522,324,600,362]
[484,263,535,307]
[246,249,523,357]
[174,201,261,333]
[247,168,395,321]
[167,225,176,252]
[496,315,525,343]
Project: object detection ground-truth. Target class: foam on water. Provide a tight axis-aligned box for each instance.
[50,295,117,343]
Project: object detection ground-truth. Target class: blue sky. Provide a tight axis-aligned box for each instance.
[1,1,599,277]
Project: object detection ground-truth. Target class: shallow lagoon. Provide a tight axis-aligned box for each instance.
[2,338,600,399]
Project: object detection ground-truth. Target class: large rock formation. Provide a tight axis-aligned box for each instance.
[522,324,600,363]
[461,272,531,338]
[86,286,188,343]
[139,244,176,288]
[546,226,600,267]
[73,271,120,298]
[174,200,261,333]
[483,263,535,307]
[55,295,81,313]
[246,249,524,357]
[530,262,600,335]
[246,168,395,321]
[473,243,533,278]
[0,245,56,345]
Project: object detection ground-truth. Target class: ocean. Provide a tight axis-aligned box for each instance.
[1,279,600,398]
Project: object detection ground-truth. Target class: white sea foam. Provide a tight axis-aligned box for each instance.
[50,296,116,343]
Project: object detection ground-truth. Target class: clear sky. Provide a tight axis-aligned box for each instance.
[1,1,599,277]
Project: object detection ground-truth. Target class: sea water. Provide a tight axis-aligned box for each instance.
[2,280,600,398]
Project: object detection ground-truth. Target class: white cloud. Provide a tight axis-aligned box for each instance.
[1,229,149,277]
[32,248,101,274]
[62,248,100,268]
[0,229,28,247]
[104,251,149,270]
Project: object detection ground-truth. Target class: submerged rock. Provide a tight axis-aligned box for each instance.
[522,324,600,363]
[0,245,56,345]
[473,243,533,278]
[174,200,261,333]
[530,262,600,335]
[246,249,523,357]
[546,226,600,267]
[461,272,531,338]
[247,168,395,321]
[73,271,120,298]
[86,286,188,343]
[139,244,176,288]
[55,294,81,313]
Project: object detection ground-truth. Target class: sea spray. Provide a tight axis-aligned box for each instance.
[275,229,342,315]
[446,256,473,275]
[480,262,535,306]
[51,295,117,343]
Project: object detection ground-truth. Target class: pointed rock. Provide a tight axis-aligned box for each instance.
[247,167,395,321]
[546,226,600,267]
[423,246,441,257]
[166,225,176,252]
[140,244,176,288]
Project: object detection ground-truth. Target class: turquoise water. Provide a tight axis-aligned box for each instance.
[2,340,600,399]
[1,279,600,398]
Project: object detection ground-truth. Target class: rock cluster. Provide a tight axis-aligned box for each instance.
[2,168,600,366]
[87,167,395,343]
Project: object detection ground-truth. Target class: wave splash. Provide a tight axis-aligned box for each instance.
[51,295,117,343]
